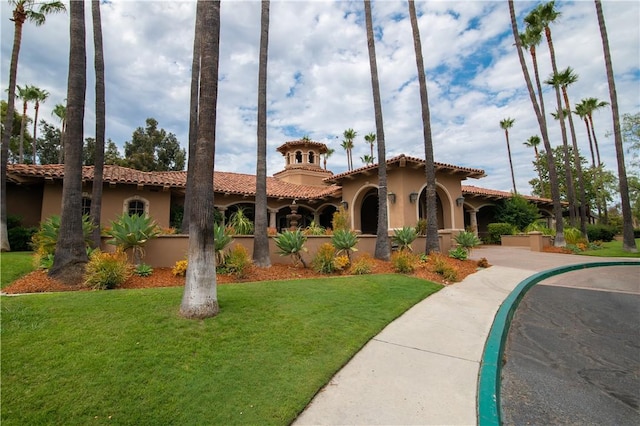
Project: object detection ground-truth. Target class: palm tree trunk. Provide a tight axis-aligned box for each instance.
[588,114,603,167]
[19,101,27,163]
[508,0,565,246]
[408,0,439,253]
[32,101,39,163]
[595,0,636,252]
[364,0,390,261]
[90,0,106,249]
[253,0,271,267]
[49,0,89,283]
[505,131,518,194]
[583,118,596,168]
[180,0,222,318]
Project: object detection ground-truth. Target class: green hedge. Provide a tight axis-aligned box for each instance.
[486,223,516,245]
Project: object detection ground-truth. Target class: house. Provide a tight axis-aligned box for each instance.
[6,139,556,241]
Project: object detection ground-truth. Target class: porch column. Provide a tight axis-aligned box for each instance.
[218,207,227,226]
[313,211,320,224]
[268,208,278,229]
[470,209,479,236]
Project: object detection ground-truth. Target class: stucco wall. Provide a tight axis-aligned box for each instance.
[7,183,44,227]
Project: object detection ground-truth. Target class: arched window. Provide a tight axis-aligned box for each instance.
[123,196,149,216]
[308,151,315,164]
[295,151,302,163]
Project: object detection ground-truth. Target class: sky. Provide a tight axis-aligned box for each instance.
[2,0,639,196]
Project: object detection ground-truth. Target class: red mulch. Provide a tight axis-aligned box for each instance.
[3,256,486,295]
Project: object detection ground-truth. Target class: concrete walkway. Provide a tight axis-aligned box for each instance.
[294,246,639,425]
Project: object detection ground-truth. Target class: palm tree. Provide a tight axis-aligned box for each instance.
[594,0,636,252]
[180,0,222,318]
[323,147,334,170]
[16,84,36,163]
[89,0,105,249]
[551,67,588,236]
[573,101,596,168]
[1,0,65,252]
[343,128,357,171]
[364,0,390,261]
[582,97,609,167]
[524,135,546,197]
[51,102,66,163]
[364,131,376,159]
[519,26,546,117]
[508,0,565,247]
[253,0,271,268]
[49,0,88,284]
[360,154,374,165]
[500,117,518,195]
[30,86,48,164]
[408,0,439,253]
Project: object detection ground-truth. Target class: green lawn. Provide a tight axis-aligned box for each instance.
[579,238,640,258]
[1,252,35,289]
[1,275,441,425]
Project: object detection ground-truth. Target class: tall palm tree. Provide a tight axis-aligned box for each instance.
[408,0,439,253]
[180,0,222,318]
[51,102,66,163]
[89,0,105,249]
[16,83,36,163]
[519,26,545,116]
[552,66,588,236]
[500,117,518,195]
[30,86,48,164]
[340,139,351,171]
[573,101,596,167]
[508,0,565,246]
[49,0,88,284]
[1,0,66,252]
[582,97,609,167]
[364,0,390,261]
[181,0,204,234]
[524,135,546,197]
[253,0,271,268]
[364,131,376,160]
[343,128,356,171]
[594,0,636,252]
[360,154,374,165]
[323,147,334,170]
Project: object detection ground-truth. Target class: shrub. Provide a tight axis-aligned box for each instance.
[172,259,188,277]
[8,226,37,251]
[495,195,539,230]
[228,207,254,235]
[448,246,468,260]
[453,231,481,256]
[477,257,489,268]
[350,254,373,275]
[84,250,133,290]
[32,214,96,256]
[430,253,458,282]
[304,220,326,236]
[334,255,350,271]
[331,229,358,261]
[391,251,418,274]
[214,223,233,266]
[134,263,153,277]
[331,206,350,232]
[106,213,160,264]
[274,229,307,267]
[415,219,427,236]
[392,226,417,252]
[312,243,337,274]
[34,252,55,270]
[524,221,555,236]
[586,224,616,242]
[487,223,516,244]
[225,244,250,278]
[563,227,584,245]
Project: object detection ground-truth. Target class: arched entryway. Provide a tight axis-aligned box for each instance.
[317,204,337,230]
[418,190,444,229]
[360,189,379,235]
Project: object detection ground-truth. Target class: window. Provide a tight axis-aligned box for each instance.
[308,151,315,164]
[82,196,92,216]
[123,196,149,217]
[295,151,302,163]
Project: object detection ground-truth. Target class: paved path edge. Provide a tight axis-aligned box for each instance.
[476,260,640,426]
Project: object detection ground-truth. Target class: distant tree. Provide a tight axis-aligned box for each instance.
[496,195,540,231]
[360,154,374,165]
[51,102,66,163]
[30,86,49,163]
[364,132,376,160]
[37,120,61,164]
[341,128,356,171]
[322,147,334,170]
[1,100,31,163]
[500,117,517,194]
[16,84,36,163]
[123,117,186,171]
[621,112,639,168]
[523,135,545,197]
[104,139,122,165]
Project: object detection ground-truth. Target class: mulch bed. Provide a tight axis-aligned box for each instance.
[3,256,485,295]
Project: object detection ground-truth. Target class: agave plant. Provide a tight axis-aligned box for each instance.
[274,229,307,267]
[331,229,358,261]
[453,231,481,256]
[392,226,418,252]
[107,213,160,264]
[214,223,233,266]
[32,214,96,255]
[228,207,254,235]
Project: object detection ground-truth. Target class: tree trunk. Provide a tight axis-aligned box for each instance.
[364,0,390,261]
[19,101,27,163]
[505,130,518,194]
[508,0,565,246]
[32,101,39,163]
[49,0,89,283]
[253,0,271,267]
[408,0,439,253]
[180,0,222,318]
[595,0,636,252]
[90,0,106,249]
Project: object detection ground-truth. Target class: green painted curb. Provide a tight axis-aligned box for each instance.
[477,261,640,426]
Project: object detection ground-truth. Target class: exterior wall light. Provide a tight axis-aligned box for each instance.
[456,196,465,207]
[409,192,419,203]
[388,192,396,204]
[341,201,348,210]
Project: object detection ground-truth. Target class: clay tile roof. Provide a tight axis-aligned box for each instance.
[6,164,340,201]
[276,140,328,155]
[325,153,485,183]
[462,185,555,205]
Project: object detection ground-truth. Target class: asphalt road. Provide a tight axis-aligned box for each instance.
[500,266,640,425]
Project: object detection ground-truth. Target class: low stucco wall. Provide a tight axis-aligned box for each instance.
[500,232,552,252]
[102,232,455,268]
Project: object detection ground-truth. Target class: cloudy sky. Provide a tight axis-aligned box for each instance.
[2,0,638,195]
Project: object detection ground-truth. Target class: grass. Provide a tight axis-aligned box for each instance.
[1,275,441,425]
[579,238,640,258]
[1,252,35,289]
